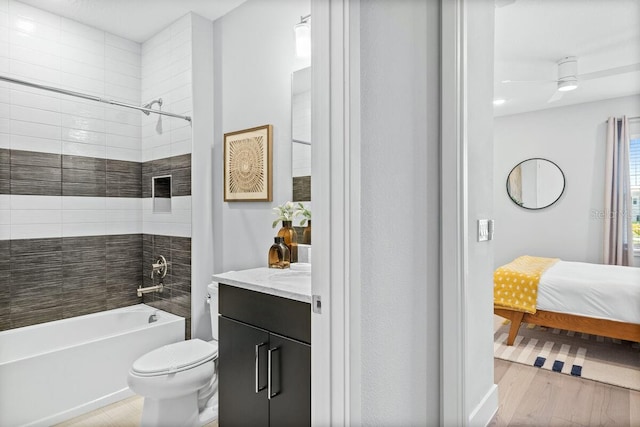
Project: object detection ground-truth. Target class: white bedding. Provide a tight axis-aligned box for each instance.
[536,260,640,324]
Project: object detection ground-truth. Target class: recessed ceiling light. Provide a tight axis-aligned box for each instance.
[493,98,506,106]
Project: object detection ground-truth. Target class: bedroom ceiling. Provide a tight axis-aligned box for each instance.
[15,0,247,42]
[494,0,640,117]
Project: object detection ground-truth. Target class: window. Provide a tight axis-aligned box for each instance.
[631,136,640,251]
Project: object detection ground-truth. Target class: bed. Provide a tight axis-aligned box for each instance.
[494,258,640,346]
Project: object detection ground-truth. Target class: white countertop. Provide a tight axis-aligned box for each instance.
[211,267,312,303]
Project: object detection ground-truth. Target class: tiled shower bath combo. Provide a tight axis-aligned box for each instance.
[0,149,192,337]
[0,4,197,425]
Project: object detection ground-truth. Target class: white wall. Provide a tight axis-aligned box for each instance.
[212,0,309,272]
[190,13,215,340]
[359,0,440,423]
[494,94,640,267]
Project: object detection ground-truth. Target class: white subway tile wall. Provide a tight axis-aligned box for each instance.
[140,13,193,163]
[292,90,311,177]
[142,195,192,238]
[63,195,106,210]
[1,1,142,163]
[292,143,311,177]
[0,194,8,238]
[0,1,194,241]
[2,195,145,239]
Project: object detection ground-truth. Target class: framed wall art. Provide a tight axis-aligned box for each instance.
[224,124,273,202]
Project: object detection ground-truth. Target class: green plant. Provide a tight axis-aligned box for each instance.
[272,201,297,228]
[295,202,311,226]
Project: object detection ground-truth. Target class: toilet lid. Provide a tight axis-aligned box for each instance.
[132,339,218,377]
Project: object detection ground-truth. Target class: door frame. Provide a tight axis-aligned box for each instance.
[441,0,469,425]
[311,0,362,424]
[311,0,468,424]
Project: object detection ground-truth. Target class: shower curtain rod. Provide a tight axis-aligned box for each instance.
[0,75,191,122]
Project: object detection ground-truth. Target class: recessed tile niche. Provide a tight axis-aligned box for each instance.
[153,176,172,213]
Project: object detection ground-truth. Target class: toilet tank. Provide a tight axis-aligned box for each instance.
[207,282,219,341]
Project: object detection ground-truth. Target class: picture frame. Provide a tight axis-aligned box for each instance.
[224,124,273,202]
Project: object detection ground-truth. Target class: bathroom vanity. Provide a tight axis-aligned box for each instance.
[211,268,311,427]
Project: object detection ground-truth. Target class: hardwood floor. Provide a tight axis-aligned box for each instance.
[55,396,218,427]
[60,364,638,426]
[54,325,639,427]
[489,359,640,426]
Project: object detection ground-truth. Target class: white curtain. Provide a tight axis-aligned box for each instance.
[604,116,634,266]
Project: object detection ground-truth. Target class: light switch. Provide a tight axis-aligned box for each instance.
[478,219,492,242]
[312,295,322,314]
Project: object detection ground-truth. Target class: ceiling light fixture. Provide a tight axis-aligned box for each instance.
[294,14,311,59]
[556,56,578,92]
[557,79,578,92]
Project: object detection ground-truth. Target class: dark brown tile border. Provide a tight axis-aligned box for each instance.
[0,149,10,195]
[5,149,190,199]
[293,175,311,202]
[62,155,106,171]
[11,150,61,168]
[142,234,192,339]
[1,234,146,332]
[1,146,194,332]
[142,156,192,198]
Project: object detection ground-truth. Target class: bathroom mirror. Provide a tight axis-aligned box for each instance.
[506,158,565,210]
[291,67,311,201]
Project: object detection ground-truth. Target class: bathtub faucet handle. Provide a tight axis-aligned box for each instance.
[151,255,168,279]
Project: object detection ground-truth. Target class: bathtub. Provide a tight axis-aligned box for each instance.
[0,304,184,427]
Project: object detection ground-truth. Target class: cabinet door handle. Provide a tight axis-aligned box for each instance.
[268,346,280,400]
[255,342,267,393]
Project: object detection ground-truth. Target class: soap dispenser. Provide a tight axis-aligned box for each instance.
[268,236,291,269]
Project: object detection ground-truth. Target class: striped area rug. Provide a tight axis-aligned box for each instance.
[494,322,640,391]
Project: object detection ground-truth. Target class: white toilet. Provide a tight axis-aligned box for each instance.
[128,283,220,427]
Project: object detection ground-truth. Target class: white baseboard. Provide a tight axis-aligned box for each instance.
[468,384,499,427]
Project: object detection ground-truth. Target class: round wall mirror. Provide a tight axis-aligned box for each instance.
[506,158,565,210]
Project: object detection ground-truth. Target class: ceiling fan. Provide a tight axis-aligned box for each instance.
[501,56,640,103]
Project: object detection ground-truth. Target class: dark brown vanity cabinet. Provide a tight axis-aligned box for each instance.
[218,284,311,427]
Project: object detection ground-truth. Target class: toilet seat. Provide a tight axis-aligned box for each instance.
[131,339,218,377]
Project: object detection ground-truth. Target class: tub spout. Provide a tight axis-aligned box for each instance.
[148,311,158,323]
[137,283,164,297]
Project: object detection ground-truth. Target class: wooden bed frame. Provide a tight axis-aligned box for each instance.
[495,307,640,346]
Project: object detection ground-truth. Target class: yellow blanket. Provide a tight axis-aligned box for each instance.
[494,256,559,314]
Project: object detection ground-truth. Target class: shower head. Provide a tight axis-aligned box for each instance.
[142,98,163,115]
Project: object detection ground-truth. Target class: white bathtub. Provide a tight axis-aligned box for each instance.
[0,304,184,427]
